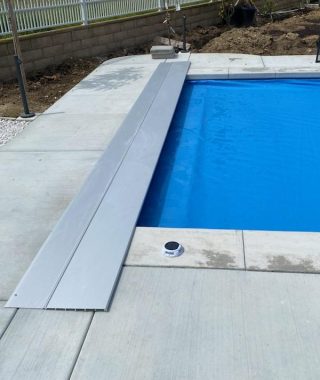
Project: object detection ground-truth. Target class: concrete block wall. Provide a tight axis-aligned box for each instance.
[0,0,301,82]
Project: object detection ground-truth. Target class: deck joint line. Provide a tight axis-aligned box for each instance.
[0,308,18,341]
[67,311,95,379]
[242,230,247,270]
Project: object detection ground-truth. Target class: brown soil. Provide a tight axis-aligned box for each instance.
[0,57,101,118]
[201,9,320,54]
[1,9,320,118]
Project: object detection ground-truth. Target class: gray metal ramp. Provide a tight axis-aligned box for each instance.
[6,61,190,311]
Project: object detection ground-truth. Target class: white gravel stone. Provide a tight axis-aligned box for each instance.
[0,118,29,146]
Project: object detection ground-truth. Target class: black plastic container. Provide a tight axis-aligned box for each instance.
[231,5,256,27]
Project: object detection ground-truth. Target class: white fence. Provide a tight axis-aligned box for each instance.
[0,0,211,36]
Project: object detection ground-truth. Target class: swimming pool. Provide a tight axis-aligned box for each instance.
[138,79,320,232]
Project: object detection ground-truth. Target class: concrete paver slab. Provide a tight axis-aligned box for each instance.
[72,267,320,380]
[47,92,141,115]
[0,151,101,300]
[0,303,15,338]
[46,64,158,115]
[228,67,276,79]
[190,53,264,69]
[1,113,124,152]
[126,227,244,269]
[261,55,317,68]
[0,309,93,379]
[244,230,320,273]
[275,67,320,78]
[187,67,228,79]
[68,63,158,96]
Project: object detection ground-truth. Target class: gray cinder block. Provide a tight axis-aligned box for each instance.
[150,45,176,59]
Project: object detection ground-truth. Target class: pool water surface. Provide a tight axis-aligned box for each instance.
[138,79,320,232]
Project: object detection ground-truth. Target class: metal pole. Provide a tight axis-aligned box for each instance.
[6,0,27,89]
[14,56,35,118]
[6,0,34,118]
[166,11,171,46]
[316,39,320,63]
[182,15,187,53]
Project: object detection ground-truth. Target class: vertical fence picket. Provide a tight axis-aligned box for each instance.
[0,0,8,34]
[80,0,88,24]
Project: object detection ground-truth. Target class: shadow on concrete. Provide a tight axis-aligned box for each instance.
[74,66,144,92]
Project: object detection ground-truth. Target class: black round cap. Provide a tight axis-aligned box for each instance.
[164,241,180,251]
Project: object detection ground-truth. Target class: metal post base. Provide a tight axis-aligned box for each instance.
[20,112,36,119]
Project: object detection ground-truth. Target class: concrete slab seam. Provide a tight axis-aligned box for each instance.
[123,264,246,272]
[0,309,17,341]
[67,311,95,380]
[241,230,247,270]
[124,263,320,276]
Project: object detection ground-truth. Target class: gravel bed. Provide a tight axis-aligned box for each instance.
[0,118,29,146]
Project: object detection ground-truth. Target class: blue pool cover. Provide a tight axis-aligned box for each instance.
[138,79,320,232]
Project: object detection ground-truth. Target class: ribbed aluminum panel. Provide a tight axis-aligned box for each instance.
[6,61,190,310]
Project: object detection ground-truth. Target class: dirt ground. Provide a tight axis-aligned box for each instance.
[1,8,320,118]
[201,8,320,54]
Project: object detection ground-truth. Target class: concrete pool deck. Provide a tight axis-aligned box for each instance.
[1,53,320,378]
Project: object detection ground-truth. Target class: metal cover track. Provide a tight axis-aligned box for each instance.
[6,61,190,311]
